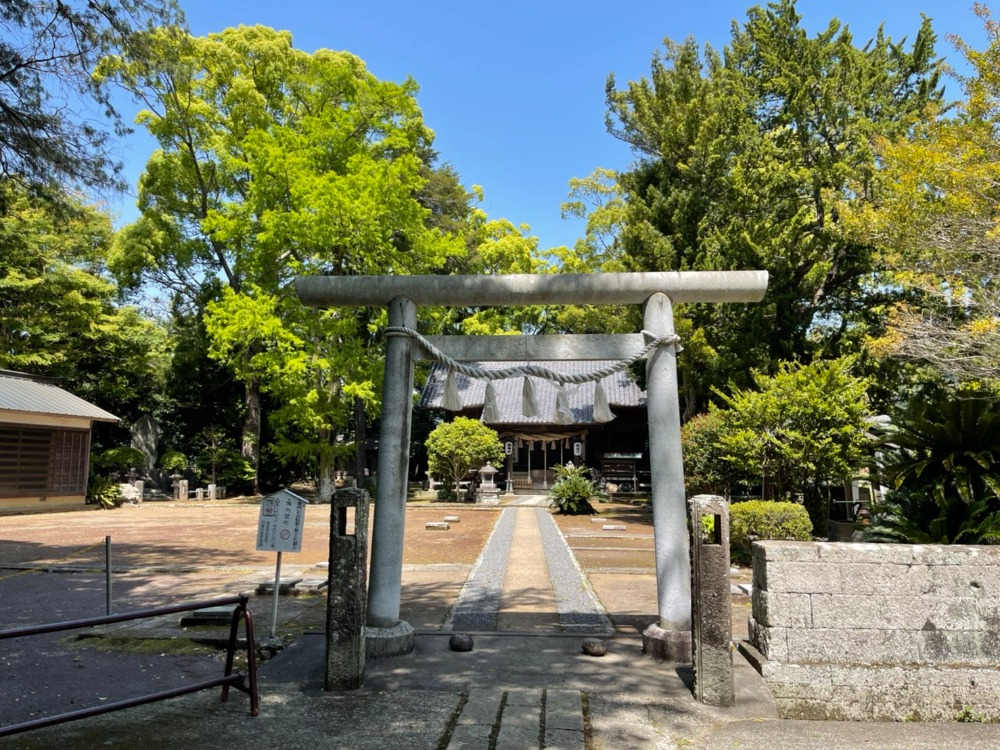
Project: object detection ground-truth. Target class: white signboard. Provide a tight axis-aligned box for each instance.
[256,489,308,553]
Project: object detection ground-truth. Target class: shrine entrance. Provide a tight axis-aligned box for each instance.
[296,270,768,660]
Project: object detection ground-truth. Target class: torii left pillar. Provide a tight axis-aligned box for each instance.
[364,296,418,657]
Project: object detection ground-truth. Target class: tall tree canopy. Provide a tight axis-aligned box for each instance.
[604,0,943,414]
[0,182,167,427]
[0,0,182,198]
[100,25,465,493]
[850,4,1000,386]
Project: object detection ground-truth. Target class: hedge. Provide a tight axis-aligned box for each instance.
[729,500,813,564]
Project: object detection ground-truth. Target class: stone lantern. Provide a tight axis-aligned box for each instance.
[476,462,500,505]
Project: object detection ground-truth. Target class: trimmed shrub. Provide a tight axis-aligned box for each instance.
[159,450,188,472]
[94,446,145,478]
[730,500,812,564]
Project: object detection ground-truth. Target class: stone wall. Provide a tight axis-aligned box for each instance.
[748,541,1000,722]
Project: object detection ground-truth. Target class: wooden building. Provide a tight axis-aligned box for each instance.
[418,361,649,491]
[0,370,119,513]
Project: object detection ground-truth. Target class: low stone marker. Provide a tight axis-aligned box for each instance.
[294,578,329,594]
[602,524,626,531]
[426,521,450,530]
[255,578,303,595]
[179,605,232,627]
[443,515,460,522]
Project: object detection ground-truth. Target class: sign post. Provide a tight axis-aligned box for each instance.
[256,489,309,638]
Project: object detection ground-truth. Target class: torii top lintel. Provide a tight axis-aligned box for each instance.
[295,270,769,309]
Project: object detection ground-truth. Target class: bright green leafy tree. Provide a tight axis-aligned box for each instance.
[100,25,464,493]
[425,417,504,500]
[846,5,1000,386]
[711,357,874,531]
[0,183,167,432]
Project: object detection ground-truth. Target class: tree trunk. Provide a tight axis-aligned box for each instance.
[317,432,335,504]
[242,375,261,495]
[353,396,366,488]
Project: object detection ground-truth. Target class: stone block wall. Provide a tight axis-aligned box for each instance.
[749,541,1000,722]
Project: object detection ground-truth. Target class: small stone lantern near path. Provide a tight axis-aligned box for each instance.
[476,462,500,505]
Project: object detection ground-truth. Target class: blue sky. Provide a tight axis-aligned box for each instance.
[109,1,989,252]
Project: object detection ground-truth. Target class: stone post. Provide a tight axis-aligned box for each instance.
[690,494,734,706]
[642,293,693,662]
[326,488,370,690]
[207,483,217,501]
[365,295,417,657]
[177,479,189,502]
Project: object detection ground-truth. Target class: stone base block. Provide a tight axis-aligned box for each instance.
[365,620,415,659]
[641,623,692,662]
[762,662,1000,722]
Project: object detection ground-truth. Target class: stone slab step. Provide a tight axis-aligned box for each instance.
[445,688,584,750]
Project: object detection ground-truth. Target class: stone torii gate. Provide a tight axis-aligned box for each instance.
[296,270,769,660]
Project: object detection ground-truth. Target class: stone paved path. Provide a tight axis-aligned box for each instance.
[446,688,586,750]
[447,504,611,636]
[438,503,614,747]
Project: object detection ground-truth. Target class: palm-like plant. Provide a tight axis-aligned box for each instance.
[867,489,1000,544]
[549,463,604,515]
[881,392,1000,506]
[869,389,1000,544]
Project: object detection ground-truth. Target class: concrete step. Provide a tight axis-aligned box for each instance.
[445,688,584,749]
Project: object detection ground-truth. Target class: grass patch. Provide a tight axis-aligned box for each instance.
[66,635,218,656]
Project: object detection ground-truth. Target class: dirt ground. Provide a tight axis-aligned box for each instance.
[0,498,749,731]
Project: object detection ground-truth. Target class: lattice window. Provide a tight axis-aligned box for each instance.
[0,426,90,496]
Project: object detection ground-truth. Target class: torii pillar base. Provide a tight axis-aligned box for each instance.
[365,621,415,659]
[642,623,693,662]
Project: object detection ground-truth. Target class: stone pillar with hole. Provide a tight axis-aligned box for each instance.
[326,487,370,690]
[690,494,734,706]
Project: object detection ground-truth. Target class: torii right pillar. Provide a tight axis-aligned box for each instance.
[643,292,692,661]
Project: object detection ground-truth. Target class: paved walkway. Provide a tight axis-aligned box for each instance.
[448,505,610,635]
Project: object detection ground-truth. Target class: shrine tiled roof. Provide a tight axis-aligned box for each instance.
[418,360,645,425]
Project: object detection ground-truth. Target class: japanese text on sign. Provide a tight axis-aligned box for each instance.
[256,492,307,552]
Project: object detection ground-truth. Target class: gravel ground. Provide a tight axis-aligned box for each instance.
[535,508,614,633]
[445,506,613,634]
[446,507,516,631]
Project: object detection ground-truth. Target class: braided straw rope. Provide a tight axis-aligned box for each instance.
[384,327,681,385]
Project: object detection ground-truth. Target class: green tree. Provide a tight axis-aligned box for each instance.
[100,25,464,492]
[682,410,749,497]
[0,183,167,431]
[604,0,942,413]
[712,357,873,531]
[880,389,1000,507]
[846,5,1000,386]
[425,417,504,500]
[0,0,183,198]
